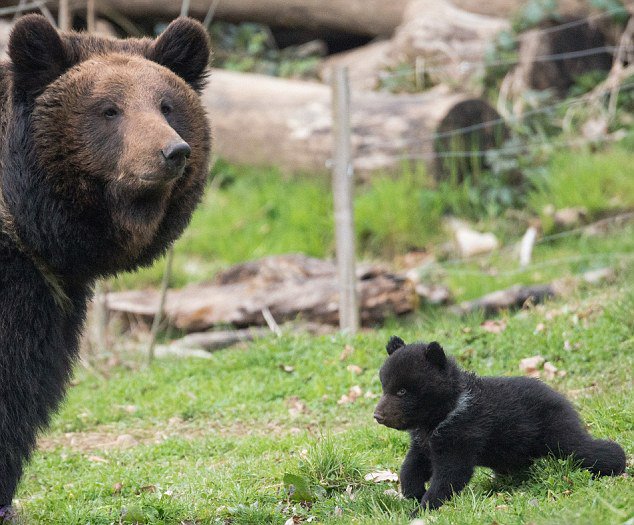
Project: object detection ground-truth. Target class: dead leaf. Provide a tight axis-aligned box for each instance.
[339,344,354,361]
[338,385,363,405]
[112,482,123,494]
[346,364,363,375]
[137,485,156,494]
[284,516,301,525]
[364,469,399,483]
[87,455,108,463]
[286,396,308,418]
[519,355,545,377]
[534,323,545,333]
[542,361,565,380]
[279,364,295,373]
[481,320,506,334]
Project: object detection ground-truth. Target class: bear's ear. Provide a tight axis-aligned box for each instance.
[151,17,210,92]
[424,341,446,369]
[386,336,406,355]
[8,14,70,99]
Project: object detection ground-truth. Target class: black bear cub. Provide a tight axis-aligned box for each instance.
[374,336,626,511]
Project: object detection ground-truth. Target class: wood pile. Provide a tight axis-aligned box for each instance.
[106,254,418,331]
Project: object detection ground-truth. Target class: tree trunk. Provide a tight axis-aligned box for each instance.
[74,0,409,37]
[203,68,505,177]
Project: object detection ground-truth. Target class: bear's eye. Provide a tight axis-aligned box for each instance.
[161,102,173,116]
[103,107,119,119]
[397,388,407,397]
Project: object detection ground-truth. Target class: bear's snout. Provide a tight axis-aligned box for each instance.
[373,411,386,424]
[161,140,191,179]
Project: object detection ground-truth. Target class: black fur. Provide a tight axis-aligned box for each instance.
[374,337,627,512]
[0,16,210,516]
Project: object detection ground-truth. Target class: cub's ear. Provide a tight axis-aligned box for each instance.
[8,14,70,99]
[424,341,446,369]
[386,336,406,355]
[151,17,210,92]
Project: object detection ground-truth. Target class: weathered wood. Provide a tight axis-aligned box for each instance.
[45,0,408,37]
[203,68,505,177]
[451,284,556,316]
[451,268,615,315]
[322,0,509,91]
[390,0,510,84]
[331,67,359,332]
[510,19,614,97]
[176,328,270,351]
[106,255,417,330]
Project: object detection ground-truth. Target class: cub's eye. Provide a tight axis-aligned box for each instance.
[397,388,407,397]
[161,102,173,116]
[103,107,119,119]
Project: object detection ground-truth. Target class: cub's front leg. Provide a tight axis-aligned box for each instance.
[419,452,475,511]
[400,439,432,501]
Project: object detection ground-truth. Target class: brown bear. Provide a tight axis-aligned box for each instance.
[0,14,210,519]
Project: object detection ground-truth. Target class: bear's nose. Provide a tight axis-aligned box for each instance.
[161,140,191,175]
[374,412,385,424]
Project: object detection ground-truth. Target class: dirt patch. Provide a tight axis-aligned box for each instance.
[37,418,307,454]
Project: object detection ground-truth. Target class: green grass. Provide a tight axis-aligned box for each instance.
[16,267,634,524]
[114,162,445,289]
[114,143,634,291]
[529,147,634,231]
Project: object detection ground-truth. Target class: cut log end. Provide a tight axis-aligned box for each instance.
[433,99,508,181]
[517,19,614,97]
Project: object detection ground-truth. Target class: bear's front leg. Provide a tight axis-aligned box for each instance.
[400,440,432,501]
[418,454,475,511]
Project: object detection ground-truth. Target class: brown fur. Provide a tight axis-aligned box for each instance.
[0,15,211,512]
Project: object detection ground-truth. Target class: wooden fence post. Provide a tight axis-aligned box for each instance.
[331,66,359,333]
[58,0,71,30]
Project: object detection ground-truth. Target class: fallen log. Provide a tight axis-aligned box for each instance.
[510,18,615,97]
[451,267,616,315]
[176,328,270,351]
[203,69,506,177]
[319,0,510,91]
[14,0,408,37]
[390,0,510,85]
[106,254,417,330]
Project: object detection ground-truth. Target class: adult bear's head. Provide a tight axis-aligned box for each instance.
[4,15,211,278]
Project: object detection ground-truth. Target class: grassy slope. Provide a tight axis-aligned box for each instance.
[18,265,634,524]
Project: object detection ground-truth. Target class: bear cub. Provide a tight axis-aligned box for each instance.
[374,336,626,511]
